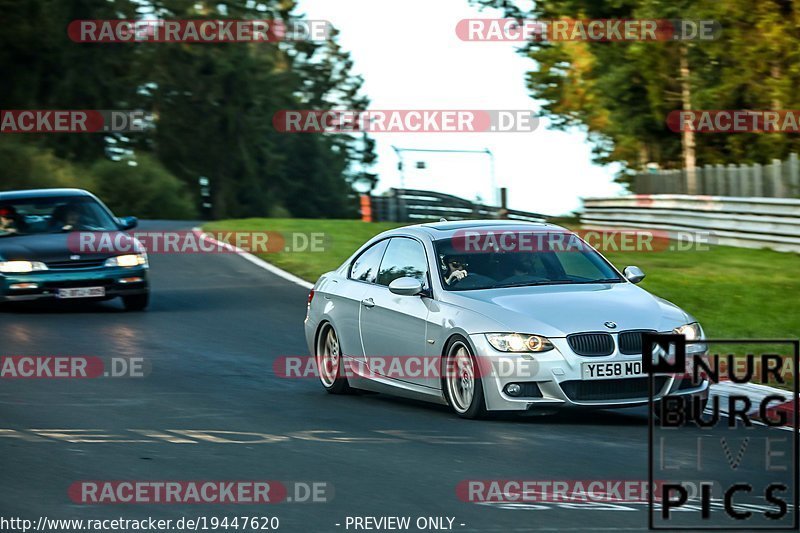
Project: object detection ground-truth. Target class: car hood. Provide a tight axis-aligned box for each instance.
[443,282,692,337]
[0,233,121,263]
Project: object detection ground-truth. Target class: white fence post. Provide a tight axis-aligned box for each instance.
[788,153,799,197]
[752,163,763,197]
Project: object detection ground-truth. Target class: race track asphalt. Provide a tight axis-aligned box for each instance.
[0,221,795,532]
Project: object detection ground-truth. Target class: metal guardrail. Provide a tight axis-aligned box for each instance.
[371,188,546,223]
[581,194,800,253]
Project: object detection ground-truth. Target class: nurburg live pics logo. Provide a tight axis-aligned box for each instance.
[643,333,799,530]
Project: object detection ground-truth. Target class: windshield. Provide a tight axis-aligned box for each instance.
[435,231,623,291]
[0,196,119,237]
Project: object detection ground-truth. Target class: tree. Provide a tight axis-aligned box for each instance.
[0,0,375,219]
[471,0,800,184]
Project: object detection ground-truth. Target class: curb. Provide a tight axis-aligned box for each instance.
[709,381,797,431]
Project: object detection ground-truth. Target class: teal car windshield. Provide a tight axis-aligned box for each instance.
[0,196,119,237]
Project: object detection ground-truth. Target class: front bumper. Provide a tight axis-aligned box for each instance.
[0,266,149,302]
[469,334,709,412]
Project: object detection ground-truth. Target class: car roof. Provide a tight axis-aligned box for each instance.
[0,188,94,201]
[407,219,565,238]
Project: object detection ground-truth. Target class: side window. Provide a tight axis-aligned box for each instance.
[349,240,389,284]
[377,238,429,287]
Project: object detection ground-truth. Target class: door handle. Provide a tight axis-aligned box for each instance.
[361,298,375,308]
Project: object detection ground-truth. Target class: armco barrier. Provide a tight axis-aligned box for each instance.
[581,195,800,253]
[370,188,546,223]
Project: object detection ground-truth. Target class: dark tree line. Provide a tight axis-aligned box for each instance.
[0,0,375,219]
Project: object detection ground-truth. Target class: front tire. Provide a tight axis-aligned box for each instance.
[315,324,351,394]
[443,336,487,419]
[122,293,149,311]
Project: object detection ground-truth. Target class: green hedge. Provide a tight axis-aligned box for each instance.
[0,142,197,219]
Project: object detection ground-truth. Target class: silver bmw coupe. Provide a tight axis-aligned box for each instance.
[304,220,708,418]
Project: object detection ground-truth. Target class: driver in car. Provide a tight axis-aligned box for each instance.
[510,254,537,277]
[51,203,88,231]
[442,255,469,286]
[0,206,19,235]
[63,204,85,230]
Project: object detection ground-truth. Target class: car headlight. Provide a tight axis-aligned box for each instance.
[0,260,48,273]
[673,322,703,340]
[104,254,148,268]
[486,333,554,353]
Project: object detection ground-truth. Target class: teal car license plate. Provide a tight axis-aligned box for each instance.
[56,287,106,299]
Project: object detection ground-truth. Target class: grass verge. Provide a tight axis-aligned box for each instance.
[203,218,403,283]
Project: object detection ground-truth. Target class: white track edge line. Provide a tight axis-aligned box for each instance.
[192,227,314,290]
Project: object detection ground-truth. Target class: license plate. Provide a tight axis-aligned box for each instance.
[56,287,105,299]
[582,360,645,380]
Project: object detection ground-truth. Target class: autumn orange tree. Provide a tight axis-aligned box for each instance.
[472,0,800,187]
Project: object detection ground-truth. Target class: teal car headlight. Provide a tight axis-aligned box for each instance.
[104,253,148,268]
[486,333,554,353]
[0,260,48,273]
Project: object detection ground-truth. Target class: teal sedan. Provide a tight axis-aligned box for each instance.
[0,188,149,311]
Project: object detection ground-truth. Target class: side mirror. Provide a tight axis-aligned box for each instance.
[118,216,138,230]
[388,276,423,296]
[623,265,646,284]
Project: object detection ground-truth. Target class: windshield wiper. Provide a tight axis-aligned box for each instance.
[492,278,624,289]
[492,280,578,289]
